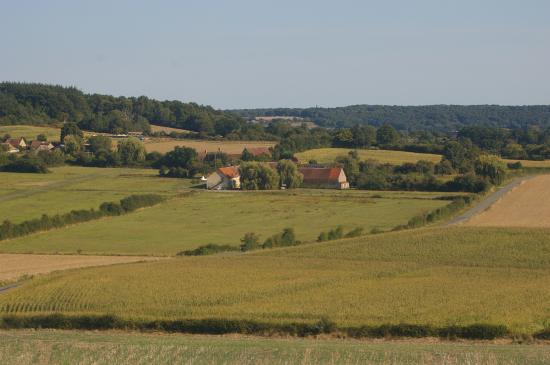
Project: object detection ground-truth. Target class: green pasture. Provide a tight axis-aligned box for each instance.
[0,125,61,142]
[0,188,448,255]
[0,166,188,223]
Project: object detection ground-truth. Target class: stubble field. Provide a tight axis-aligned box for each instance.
[144,139,276,154]
[294,148,442,164]
[0,254,158,283]
[466,175,550,227]
[1,330,549,365]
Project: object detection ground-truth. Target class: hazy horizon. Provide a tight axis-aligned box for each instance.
[1,0,549,109]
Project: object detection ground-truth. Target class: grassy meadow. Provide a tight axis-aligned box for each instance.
[0,189,449,255]
[0,166,188,223]
[1,330,549,365]
[0,125,61,141]
[2,227,550,334]
[295,148,442,164]
[144,139,276,154]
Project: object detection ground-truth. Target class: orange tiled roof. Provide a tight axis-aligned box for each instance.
[299,167,343,183]
[245,147,271,156]
[218,166,240,178]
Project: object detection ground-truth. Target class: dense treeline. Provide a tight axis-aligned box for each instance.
[0,194,164,241]
[231,105,550,132]
[0,82,253,138]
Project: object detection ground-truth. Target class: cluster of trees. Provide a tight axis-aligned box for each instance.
[0,83,249,138]
[458,125,550,160]
[240,228,299,251]
[231,105,550,132]
[0,194,164,241]
[239,160,303,190]
[335,149,505,193]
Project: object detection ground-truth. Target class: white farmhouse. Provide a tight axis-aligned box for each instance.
[206,166,241,190]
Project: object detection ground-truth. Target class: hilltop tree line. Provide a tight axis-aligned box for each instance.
[0,82,255,138]
[231,105,550,132]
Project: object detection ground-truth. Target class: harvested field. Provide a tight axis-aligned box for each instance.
[466,175,550,227]
[295,148,442,165]
[149,124,194,134]
[503,159,550,168]
[0,125,61,142]
[0,254,157,283]
[2,330,550,365]
[144,139,276,154]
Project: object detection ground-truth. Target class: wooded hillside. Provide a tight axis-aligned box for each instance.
[230,105,550,132]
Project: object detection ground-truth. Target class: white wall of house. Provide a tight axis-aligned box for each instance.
[206,172,224,189]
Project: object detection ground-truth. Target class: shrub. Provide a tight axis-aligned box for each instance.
[179,244,239,256]
[120,194,165,212]
[99,202,124,216]
[240,232,261,252]
[262,228,298,248]
[507,161,523,170]
[344,227,364,238]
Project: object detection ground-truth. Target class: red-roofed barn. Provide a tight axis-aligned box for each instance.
[298,167,349,189]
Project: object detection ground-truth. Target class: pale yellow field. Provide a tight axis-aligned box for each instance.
[0,254,158,282]
[466,175,550,227]
[0,125,61,141]
[145,139,276,154]
[150,124,194,134]
[295,148,442,164]
[503,159,550,168]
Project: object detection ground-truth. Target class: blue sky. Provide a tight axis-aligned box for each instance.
[1,0,549,108]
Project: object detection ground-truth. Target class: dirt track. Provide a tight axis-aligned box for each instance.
[464,175,550,227]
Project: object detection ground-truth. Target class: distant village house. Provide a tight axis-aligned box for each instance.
[6,137,27,149]
[30,140,54,152]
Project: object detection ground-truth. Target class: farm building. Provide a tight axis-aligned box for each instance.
[206,166,241,190]
[298,167,350,189]
[30,140,55,152]
[1,142,19,153]
[6,137,27,149]
[244,147,272,158]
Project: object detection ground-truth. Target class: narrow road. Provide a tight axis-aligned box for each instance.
[0,283,20,293]
[444,176,534,226]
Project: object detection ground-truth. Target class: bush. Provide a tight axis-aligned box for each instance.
[240,232,261,252]
[507,161,523,170]
[318,226,345,242]
[99,202,124,216]
[120,194,165,212]
[262,228,298,248]
[179,244,239,256]
[345,228,364,238]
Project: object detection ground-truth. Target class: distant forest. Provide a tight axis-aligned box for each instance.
[3,83,550,137]
[0,82,265,139]
[230,105,550,133]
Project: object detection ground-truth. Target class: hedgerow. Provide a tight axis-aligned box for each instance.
[0,314,510,339]
[0,194,165,241]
